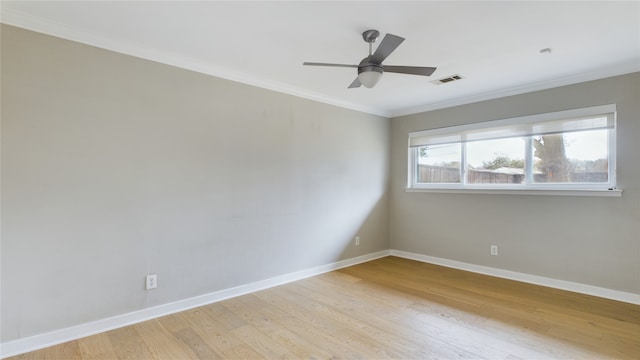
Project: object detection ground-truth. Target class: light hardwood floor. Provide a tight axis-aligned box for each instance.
[8,256,640,359]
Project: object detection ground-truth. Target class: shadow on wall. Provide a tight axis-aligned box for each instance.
[334,191,389,263]
[227,184,390,281]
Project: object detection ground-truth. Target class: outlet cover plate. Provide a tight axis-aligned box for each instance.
[145,274,157,290]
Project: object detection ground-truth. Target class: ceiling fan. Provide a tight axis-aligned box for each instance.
[303,29,437,89]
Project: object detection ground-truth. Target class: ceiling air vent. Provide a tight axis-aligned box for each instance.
[431,74,464,85]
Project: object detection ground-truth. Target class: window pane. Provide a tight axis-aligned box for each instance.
[467,138,525,184]
[533,129,608,183]
[416,144,461,183]
[408,106,615,192]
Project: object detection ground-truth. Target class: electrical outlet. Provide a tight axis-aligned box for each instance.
[490,245,498,256]
[355,236,360,246]
[145,274,157,290]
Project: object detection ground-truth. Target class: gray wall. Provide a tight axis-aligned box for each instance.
[391,73,640,294]
[1,25,390,342]
[3,23,638,345]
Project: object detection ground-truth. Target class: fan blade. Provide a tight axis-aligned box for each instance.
[303,62,358,68]
[384,65,437,76]
[348,78,362,88]
[370,33,405,64]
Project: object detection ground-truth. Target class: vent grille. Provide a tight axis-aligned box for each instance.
[432,74,464,85]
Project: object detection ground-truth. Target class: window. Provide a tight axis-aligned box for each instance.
[408,105,619,195]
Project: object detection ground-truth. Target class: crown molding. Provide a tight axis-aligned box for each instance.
[2,6,637,120]
[0,7,391,118]
[391,64,640,118]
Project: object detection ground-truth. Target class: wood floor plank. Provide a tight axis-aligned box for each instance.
[231,325,290,359]
[134,319,198,360]
[200,302,247,331]
[105,326,154,360]
[172,327,221,360]
[341,257,640,359]
[11,340,82,360]
[178,306,243,356]
[252,290,368,359]
[7,256,640,360]
[221,295,336,359]
[220,344,265,360]
[76,333,118,360]
[294,273,504,359]
[293,278,488,359]
[155,313,190,334]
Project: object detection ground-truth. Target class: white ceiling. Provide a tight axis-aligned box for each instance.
[2,1,639,117]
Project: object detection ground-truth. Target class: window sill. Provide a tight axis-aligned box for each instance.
[405,188,623,197]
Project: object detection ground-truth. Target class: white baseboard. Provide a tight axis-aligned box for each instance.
[3,248,638,358]
[390,249,640,305]
[0,250,391,359]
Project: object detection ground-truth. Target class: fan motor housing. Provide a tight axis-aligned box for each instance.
[358,57,383,75]
[358,64,383,75]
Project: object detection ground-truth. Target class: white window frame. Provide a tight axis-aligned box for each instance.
[407,104,621,197]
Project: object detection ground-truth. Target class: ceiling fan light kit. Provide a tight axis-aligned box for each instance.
[357,64,383,88]
[303,29,437,89]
